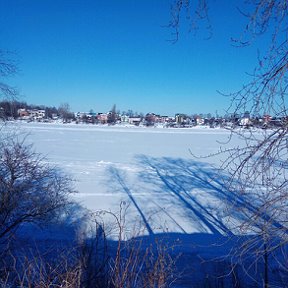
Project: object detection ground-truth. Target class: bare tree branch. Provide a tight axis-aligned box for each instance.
[0,139,75,242]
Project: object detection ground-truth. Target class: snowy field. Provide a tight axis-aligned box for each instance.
[11,122,245,237]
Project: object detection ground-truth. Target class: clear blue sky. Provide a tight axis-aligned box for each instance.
[0,0,267,116]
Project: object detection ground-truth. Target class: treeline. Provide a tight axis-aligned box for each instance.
[0,100,75,120]
[0,100,56,118]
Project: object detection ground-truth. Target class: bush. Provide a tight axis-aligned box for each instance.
[0,139,74,242]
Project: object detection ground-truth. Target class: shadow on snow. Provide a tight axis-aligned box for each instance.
[105,155,287,287]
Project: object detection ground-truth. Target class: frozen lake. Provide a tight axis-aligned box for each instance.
[12,122,243,237]
[6,122,284,287]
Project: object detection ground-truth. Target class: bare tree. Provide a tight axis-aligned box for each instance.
[219,131,288,286]
[219,3,288,285]
[0,50,18,100]
[107,104,117,125]
[0,139,74,243]
[58,102,74,123]
[169,0,288,117]
[169,1,288,286]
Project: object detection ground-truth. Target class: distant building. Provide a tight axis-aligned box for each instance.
[195,116,204,125]
[75,112,86,119]
[18,108,29,119]
[157,115,169,123]
[121,114,129,123]
[175,114,194,126]
[145,113,157,126]
[263,114,272,124]
[28,109,45,120]
[175,114,185,124]
[129,117,142,126]
[239,112,252,127]
[18,108,45,120]
[97,113,108,124]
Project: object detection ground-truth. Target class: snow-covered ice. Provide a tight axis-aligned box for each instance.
[12,122,244,237]
[5,122,286,287]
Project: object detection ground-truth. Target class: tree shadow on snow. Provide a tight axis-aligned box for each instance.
[106,155,256,237]
[106,155,287,287]
[108,165,154,236]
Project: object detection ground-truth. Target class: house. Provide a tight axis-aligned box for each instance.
[28,109,46,120]
[195,115,204,125]
[129,117,142,126]
[175,114,185,124]
[145,113,157,126]
[18,108,30,119]
[75,112,86,119]
[263,114,272,124]
[17,108,45,120]
[97,113,108,124]
[121,114,129,123]
[157,115,169,123]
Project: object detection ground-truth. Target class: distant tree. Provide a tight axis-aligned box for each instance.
[58,102,74,122]
[0,100,28,119]
[0,107,4,120]
[243,111,250,118]
[127,109,134,117]
[107,104,117,124]
[0,100,15,118]
[145,113,156,126]
[45,106,58,119]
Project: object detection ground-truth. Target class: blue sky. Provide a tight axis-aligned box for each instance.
[0,0,267,116]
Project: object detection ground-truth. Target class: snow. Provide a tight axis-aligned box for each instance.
[4,122,286,287]
[11,122,242,237]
